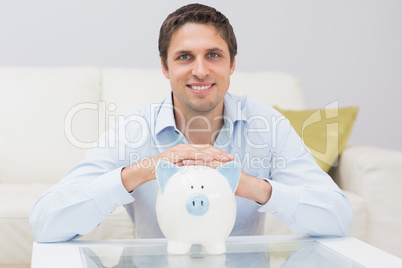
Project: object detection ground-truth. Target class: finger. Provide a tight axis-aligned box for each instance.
[188,144,234,161]
[203,146,234,161]
[207,160,225,168]
[180,159,202,166]
[168,144,233,164]
[180,159,223,169]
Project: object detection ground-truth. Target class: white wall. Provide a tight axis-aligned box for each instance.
[1,0,401,150]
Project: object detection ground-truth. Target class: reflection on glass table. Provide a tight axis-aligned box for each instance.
[80,239,363,268]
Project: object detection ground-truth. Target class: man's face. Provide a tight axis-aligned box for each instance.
[162,23,235,116]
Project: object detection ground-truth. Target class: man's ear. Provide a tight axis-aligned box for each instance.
[161,58,170,79]
[229,57,236,75]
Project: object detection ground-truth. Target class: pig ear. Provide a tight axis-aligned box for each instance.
[217,161,241,193]
[156,160,180,193]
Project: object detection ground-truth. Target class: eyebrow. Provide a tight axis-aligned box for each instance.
[172,48,226,57]
[173,50,192,57]
[206,48,225,54]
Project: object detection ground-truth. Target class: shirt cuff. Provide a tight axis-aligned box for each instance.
[89,167,135,214]
[258,179,301,224]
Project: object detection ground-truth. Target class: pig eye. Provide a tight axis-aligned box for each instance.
[191,186,193,189]
[201,185,204,189]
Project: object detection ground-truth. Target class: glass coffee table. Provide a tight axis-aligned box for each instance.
[31,235,402,268]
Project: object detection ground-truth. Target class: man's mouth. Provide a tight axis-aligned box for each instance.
[187,84,214,91]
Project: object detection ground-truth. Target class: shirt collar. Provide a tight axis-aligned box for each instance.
[223,92,248,124]
[154,93,177,137]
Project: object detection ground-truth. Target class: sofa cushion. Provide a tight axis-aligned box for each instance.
[344,190,368,241]
[230,71,306,110]
[274,106,359,172]
[0,67,101,184]
[333,145,402,258]
[101,68,171,119]
[0,183,52,267]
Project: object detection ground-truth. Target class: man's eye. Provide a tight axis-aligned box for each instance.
[179,55,191,60]
[209,53,219,58]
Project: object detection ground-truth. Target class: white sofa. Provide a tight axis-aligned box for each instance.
[1,67,401,267]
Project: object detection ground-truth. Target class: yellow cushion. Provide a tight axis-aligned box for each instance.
[274,106,359,172]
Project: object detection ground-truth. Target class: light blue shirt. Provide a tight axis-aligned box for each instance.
[30,93,353,242]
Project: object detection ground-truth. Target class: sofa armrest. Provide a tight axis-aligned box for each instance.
[331,145,402,194]
[331,145,402,258]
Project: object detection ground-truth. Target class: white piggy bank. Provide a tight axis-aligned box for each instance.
[155,160,241,255]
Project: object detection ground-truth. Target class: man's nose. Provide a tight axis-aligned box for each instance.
[192,58,209,79]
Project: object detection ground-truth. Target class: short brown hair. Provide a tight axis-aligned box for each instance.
[159,3,237,69]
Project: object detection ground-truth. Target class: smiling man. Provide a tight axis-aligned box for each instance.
[162,23,234,116]
[30,4,353,242]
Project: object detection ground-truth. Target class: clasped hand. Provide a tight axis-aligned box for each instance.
[121,144,271,205]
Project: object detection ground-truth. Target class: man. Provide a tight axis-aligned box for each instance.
[30,4,352,242]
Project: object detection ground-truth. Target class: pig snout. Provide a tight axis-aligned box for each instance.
[185,193,209,216]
